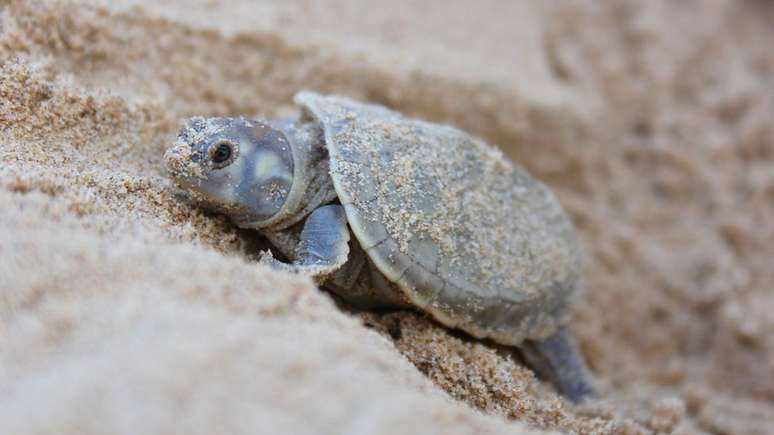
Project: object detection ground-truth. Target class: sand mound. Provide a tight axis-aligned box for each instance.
[2,1,773,434]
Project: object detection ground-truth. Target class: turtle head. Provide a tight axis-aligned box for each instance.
[164,116,295,226]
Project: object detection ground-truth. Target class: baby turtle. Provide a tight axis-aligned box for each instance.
[165,92,596,402]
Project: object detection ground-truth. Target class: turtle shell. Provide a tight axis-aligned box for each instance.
[295,92,582,345]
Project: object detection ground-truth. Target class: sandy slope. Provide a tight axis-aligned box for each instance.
[2,0,774,434]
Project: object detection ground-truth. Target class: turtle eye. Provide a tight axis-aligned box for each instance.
[210,141,235,168]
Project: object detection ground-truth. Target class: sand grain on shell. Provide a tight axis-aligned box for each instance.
[307,93,579,343]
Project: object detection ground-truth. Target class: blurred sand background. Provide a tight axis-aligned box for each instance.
[2,0,774,433]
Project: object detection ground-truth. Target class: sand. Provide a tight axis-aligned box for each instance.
[1,0,773,434]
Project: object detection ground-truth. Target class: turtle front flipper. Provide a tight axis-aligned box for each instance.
[520,328,597,403]
[259,204,350,283]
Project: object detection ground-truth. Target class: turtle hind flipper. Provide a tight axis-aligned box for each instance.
[520,327,597,403]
